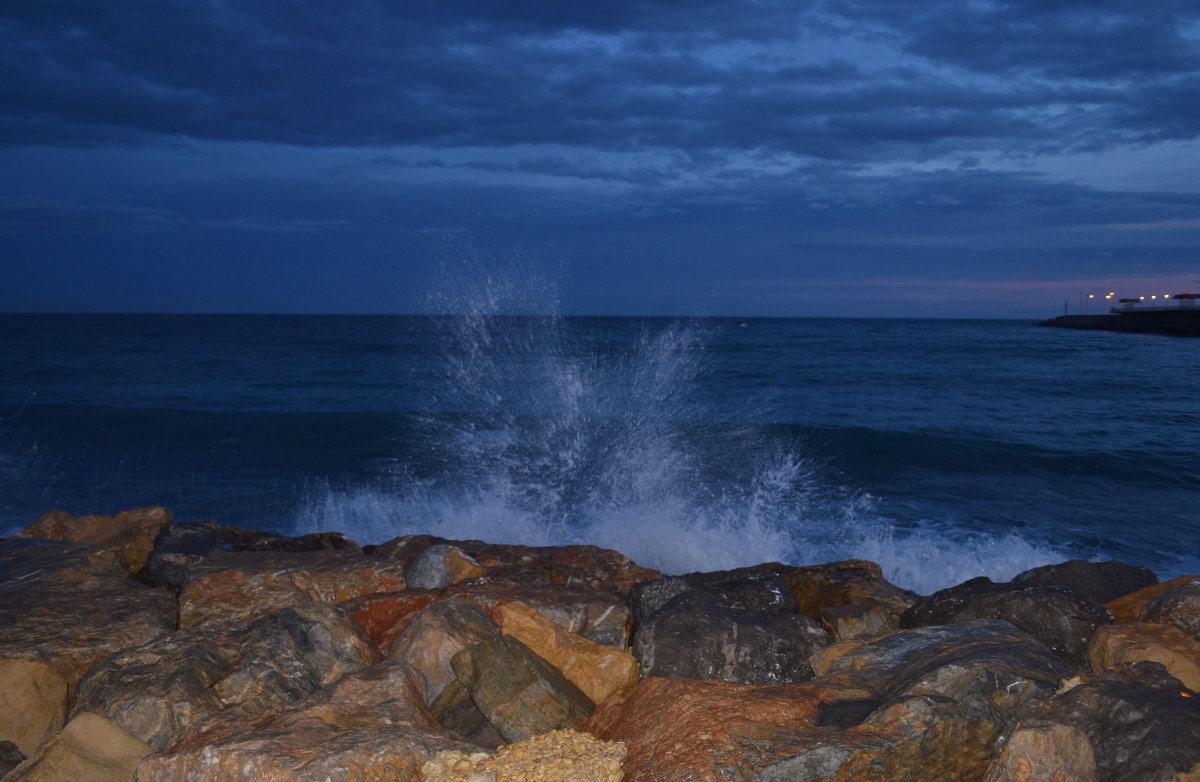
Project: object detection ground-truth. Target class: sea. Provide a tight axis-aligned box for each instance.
[2,311,1198,595]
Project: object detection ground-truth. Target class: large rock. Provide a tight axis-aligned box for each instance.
[1106,575,1197,623]
[900,576,1114,668]
[0,539,176,688]
[0,659,68,757]
[1007,661,1200,782]
[177,548,406,629]
[352,581,631,656]
[1090,622,1200,691]
[376,536,658,599]
[633,589,829,684]
[5,713,151,782]
[1012,559,1158,605]
[592,619,1073,781]
[981,723,1098,782]
[387,596,500,706]
[136,662,480,781]
[629,566,800,625]
[451,635,595,743]
[1141,577,1200,640]
[15,507,172,575]
[777,559,917,623]
[499,602,639,704]
[145,520,359,593]
[72,602,381,752]
[405,544,487,589]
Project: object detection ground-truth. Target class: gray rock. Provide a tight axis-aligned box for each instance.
[71,602,380,752]
[634,589,829,684]
[451,635,594,743]
[900,576,1114,669]
[1012,560,1158,605]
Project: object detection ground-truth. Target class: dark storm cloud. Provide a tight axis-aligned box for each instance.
[3,0,1196,160]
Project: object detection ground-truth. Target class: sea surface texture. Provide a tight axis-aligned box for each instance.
[2,312,1197,594]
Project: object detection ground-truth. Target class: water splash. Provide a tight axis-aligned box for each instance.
[295,262,1069,593]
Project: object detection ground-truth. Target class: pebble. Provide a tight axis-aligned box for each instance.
[420,729,626,782]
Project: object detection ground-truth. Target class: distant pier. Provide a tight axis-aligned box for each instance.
[1038,295,1200,337]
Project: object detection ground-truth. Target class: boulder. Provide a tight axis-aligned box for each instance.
[1009,661,1200,782]
[144,520,358,593]
[1141,577,1200,640]
[0,658,68,757]
[430,679,506,749]
[388,596,500,706]
[405,544,487,589]
[1012,560,1158,605]
[1105,575,1196,623]
[352,582,631,656]
[900,576,1114,668]
[1090,622,1200,691]
[136,662,480,781]
[376,536,658,599]
[5,713,151,782]
[981,723,1097,782]
[629,566,799,626]
[777,559,917,622]
[71,602,380,752]
[499,602,638,704]
[15,507,172,575]
[633,589,829,684]
[451,635,595,743]
[819,601,899,642]
[0,539,176,688]
[177,548,405,629]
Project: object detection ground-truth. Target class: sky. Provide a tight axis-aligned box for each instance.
[1,1,1199,318]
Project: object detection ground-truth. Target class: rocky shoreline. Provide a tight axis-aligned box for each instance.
[2,506,1199,781]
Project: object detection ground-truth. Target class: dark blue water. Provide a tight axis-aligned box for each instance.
[2,312,1197,593]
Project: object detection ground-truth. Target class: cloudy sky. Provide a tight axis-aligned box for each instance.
[2,1,1198,318]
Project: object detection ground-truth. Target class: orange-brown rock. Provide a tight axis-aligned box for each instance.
[6,712,152,782]
[820,601,898,642]
[72,602,381,752]
[0,658,68,757]
[0,538,175,689]
[388,595,501,705]
[136,662,480,781]
[584,676,870,781]
[1089,622,1200,691]
[778,559,917,622]
[15,506,171,575]
[177,548,406,629]
[376,535,659,599]
[351,581,631,656]
[1106,575,1196,623]
[1141,577,1200,640]
[981,722,1098,782]
[500,601,639,704]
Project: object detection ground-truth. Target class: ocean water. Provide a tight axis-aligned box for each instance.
[2,311,1198,594]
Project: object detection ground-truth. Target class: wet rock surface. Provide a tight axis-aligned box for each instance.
[137,662,478,781]
[71,602,380,752]
[0,538,175,689]
[900,576,1115,668]
[1011,661,1200,782]
[177,547,406,629]
[1013,559,1159,605]
[1141,577,1200,640]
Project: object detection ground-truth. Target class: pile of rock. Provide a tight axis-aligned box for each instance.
[1,506,1198,781]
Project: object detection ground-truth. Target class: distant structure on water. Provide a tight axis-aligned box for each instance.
[1038,292,1200,337]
